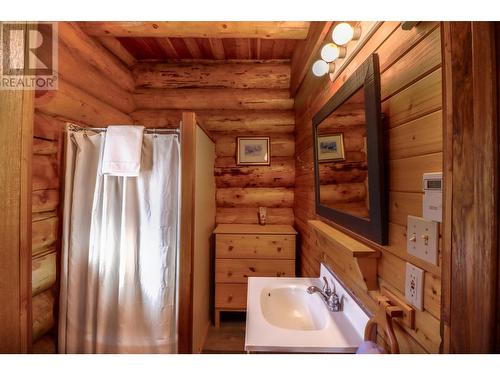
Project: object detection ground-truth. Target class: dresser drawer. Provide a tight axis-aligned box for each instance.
[216,234,295,259]
[215,283,247,309]
[216,259,295,283]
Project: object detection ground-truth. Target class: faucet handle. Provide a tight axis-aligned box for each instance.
[322,276,332,295]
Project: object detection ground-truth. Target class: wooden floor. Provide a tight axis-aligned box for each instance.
[202,312,246,354]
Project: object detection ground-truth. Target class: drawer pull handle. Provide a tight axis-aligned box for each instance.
[227,272,232,277]
[228,295,233,302]
[249,267,256,273]
[228,246,233,251]
[277,247,282,252]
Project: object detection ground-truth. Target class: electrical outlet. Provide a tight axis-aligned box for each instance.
[405,263,424,310]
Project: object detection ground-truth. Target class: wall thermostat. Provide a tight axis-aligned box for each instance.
[422,172,442,223]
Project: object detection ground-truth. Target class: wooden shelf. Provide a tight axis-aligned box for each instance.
[308,220,380,290]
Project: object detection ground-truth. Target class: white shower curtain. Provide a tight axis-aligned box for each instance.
[58,129,180,354]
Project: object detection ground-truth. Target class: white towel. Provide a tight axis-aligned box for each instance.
[356,341,383,354]
[101,125,145,176]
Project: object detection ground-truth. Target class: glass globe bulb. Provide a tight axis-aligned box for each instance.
[332,23,356,46]
[312,60,329,77]
[321,43,341,62]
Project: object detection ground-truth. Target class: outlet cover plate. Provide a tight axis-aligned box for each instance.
[405,263,424,310]
[407,215,438,265]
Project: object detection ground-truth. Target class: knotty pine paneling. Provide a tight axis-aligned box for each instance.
[293,22,443,353]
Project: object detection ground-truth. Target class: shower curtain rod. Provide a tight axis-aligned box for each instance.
[67,124,180,135]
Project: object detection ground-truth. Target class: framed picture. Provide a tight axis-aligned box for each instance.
[317,133,345,162]
[237,137,270,165]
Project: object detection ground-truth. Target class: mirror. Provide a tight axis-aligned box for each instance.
[312,54,387,244]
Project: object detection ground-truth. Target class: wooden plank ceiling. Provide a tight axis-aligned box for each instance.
[78,22,310,61]
[118,37,299,60]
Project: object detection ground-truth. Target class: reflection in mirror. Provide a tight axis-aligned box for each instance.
[316,87,369,219]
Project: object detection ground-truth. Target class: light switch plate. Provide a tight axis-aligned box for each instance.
[407,215,438,265]
[405,263,424,310]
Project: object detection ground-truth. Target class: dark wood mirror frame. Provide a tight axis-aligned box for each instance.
[312,53,388,245]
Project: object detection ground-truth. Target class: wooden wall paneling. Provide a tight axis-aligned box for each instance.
[215,158,295,188]
[376,22,439,72]
[216,207,294,225]
[32,289,55,342]
[217,187,294,208]
[133,60,290,89]
[0,21,34,352]
[215,133,295,157]
[132,109,295,134]
[58,22,135,92]
[33,112,63,141]
[32,190,59,213]
[441,21,499,353]
[380,27,441,100]
[33,138,58,155]
[32,335,56,354]
[133,88,294,110]
[293,22,444,353]
[36,30,135,113]
[389,152,443,193]
[78,22,311,39]
[32,154,59,191]
[388,110,442,159]
[32,251,57,296]
[30,109,65,352]
[381,68,442,128]
[35,79,133,127]
[389,192,423,226]
[32,217,58,256]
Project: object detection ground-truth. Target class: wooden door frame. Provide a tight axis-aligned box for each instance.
[441,21,499,353]
[0,22,34,353]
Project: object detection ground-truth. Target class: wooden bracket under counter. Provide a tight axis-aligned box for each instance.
[213,224,297,328]
[308,220,380,291]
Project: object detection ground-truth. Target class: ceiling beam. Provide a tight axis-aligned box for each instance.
[77,21,310,39]
[289,21,334,96]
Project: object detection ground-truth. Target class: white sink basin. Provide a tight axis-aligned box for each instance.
[260,286,327,331]
[245,264,370,353]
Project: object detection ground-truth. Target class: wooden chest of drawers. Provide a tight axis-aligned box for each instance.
[213,224,297,327]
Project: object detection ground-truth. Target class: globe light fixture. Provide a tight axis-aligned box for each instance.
[320,43,346,62]
[312,60,330,77]
[332,23,361,46]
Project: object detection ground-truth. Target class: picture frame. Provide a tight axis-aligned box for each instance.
[236,137,271,166]
[316,133,345,162]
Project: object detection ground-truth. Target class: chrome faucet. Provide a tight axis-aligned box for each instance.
[307,276,342,312]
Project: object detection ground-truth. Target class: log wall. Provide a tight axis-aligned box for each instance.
[293,22,442,353]
[31,22,135,353]
[131,60,296,225]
